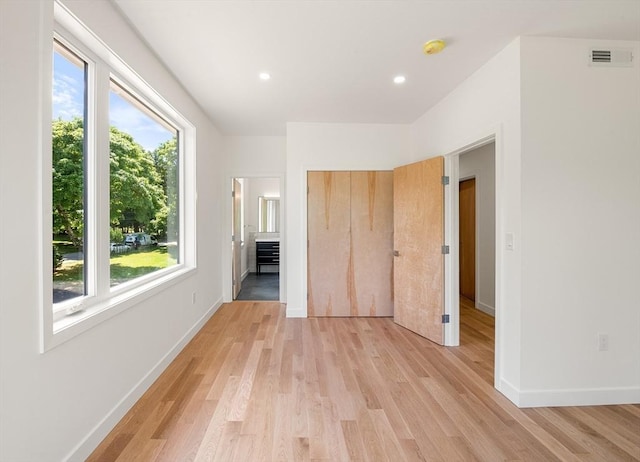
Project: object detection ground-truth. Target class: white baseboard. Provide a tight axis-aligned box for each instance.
[498,378,640,408]
[498,378,521,406]
[517,386,640,408]
[286,307,306,318]
[241,269,250,280]
[65,298,223,462]
[475,301,495,317]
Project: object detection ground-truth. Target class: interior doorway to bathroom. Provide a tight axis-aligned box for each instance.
[231,177,281,301]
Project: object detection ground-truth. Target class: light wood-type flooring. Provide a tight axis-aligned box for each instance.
[88,300,640,461]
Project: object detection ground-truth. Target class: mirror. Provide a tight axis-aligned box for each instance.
[258,196,280,232]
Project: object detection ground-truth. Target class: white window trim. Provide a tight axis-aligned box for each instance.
[41,1,197,352]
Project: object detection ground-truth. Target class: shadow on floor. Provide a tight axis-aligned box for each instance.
[235,272,279,301]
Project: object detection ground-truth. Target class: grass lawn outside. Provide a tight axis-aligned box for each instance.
[110,247,177,285]
[53,235,81,254]
[53,247,177,299]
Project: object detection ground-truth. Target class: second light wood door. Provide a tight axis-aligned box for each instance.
[307,171,393,317]
[459,178,476,301]
[350,171,394,316]
[307,171,351,316]
[393,157,444,344]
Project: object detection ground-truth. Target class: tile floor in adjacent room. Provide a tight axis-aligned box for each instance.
[235,272,279,301]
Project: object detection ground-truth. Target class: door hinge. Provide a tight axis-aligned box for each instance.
[232,190,236,198]
[442,314,450,324]
[441,175,450,185]
[441,245,450,254]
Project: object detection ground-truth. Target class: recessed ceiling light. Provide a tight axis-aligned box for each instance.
[393,75,406,84]
[259,72,271,81]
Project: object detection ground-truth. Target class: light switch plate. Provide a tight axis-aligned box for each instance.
[506,232,514,251]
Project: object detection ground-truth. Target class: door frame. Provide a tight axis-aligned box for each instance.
[222,173,286,303]
[231,178,242,299]
[443,130,501,389]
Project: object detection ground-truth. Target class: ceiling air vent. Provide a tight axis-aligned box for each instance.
[589,48,634,68]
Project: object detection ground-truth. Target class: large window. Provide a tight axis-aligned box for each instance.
[45,4,195,350]
[108,80,179,288]
[52,41,87,304]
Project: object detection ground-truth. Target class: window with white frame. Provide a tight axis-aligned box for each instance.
[45,3,195,350]
[108,79,180,288]
[52,40,88,303]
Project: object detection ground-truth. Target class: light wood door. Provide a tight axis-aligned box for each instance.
[459,178,476,301]
[350,171,394,316]
[393,157,445,344]
[307,171,351,316]
[232,179,242,299]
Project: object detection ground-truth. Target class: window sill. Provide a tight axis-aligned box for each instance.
[44,266,196,351]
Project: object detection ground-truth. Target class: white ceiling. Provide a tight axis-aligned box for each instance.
[113,0,640,136]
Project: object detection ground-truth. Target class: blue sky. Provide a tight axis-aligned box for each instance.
[53,52,174,152]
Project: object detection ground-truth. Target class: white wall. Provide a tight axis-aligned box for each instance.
[286,123,411,317]
[224,135,286,176]
[410,35,640,407]
[459,143,496,315]
[518,37,640,406]
[0,1,225,460]
[410,38,522,398]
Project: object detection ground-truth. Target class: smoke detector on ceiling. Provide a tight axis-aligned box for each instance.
[423,39,446,55]
[589,48,634,67]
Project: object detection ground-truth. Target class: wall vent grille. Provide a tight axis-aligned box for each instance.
[591,50,611,63]
[589,48,633,68]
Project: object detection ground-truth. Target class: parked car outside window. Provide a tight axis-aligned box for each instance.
[124,233,158,248]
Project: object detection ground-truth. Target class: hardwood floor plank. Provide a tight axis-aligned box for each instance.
[227,340,264,421]
[113,400,174,462]
[90,433,134,462]
[155,398,217,462]
[291,353,310,437]
[320,396,351,461]
[133,439,165,462]
[356,407,390,462]
[341,420,367,461]
[580,406,640,447]
[554,406,639,461]
[211,420,242,462]
[306,392,330,460]
[233,434,257,462]
[271,393,294,461]
[390,379,453,459]
[193,375,241,461]
[292,436,311,462]
[203,341,243,401]
[565,407,640,459]
[87,302,640,462]
[397,438,429,462]
[151,360,203,439]
[369,408,408,460]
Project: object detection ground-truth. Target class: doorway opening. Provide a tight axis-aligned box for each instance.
[456,141,496,382]
[231,177,281,301]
